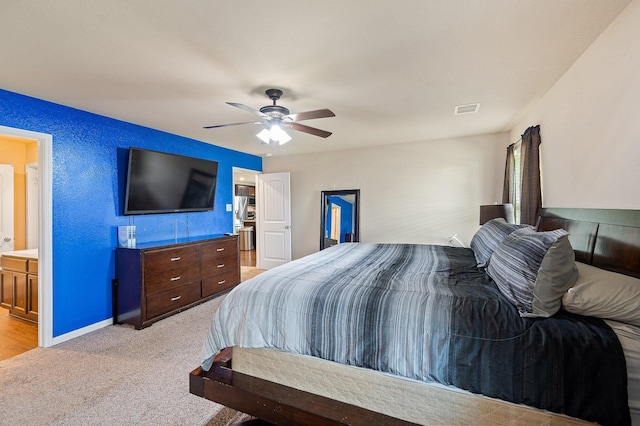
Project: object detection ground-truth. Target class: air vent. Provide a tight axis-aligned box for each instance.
[454,103,481,115]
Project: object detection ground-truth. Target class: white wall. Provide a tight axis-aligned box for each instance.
[264,133,508,259]
[511,0,640,209]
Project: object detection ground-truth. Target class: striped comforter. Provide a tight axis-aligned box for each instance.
[201,243,629,425]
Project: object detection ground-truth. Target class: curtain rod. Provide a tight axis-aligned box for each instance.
[507,137,522,149]
[508,124,540,148]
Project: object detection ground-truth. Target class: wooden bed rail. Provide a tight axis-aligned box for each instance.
[189,348,417,426]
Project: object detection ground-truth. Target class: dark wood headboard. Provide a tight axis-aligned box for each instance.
[537,208,640,278]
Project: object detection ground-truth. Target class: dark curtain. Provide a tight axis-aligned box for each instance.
[501,125,542,225]
[519,125,542,225]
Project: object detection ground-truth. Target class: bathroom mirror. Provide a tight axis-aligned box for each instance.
[320,189,360,250]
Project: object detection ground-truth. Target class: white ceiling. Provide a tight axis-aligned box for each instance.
[0,0,630,157]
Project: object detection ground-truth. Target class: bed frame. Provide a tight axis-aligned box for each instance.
[190,208,640,425]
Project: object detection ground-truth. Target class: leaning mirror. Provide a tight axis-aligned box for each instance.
[320,189,360,250]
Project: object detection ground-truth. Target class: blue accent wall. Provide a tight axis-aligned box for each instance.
[0,89,262,337]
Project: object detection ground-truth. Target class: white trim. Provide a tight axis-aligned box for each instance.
[0,125,53,348]
[25,162,38,249]
[50,318,113,346]
[0,164,15,252]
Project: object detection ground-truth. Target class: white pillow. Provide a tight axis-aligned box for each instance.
[562,262,640,326]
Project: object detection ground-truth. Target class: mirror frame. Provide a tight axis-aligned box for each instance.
[320,189,360,250]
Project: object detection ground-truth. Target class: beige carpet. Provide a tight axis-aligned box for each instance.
[0,294,248,426]
[203,407,254,425]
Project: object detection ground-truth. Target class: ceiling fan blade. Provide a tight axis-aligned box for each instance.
[227,102,271,119]
[284,122,332,138]
[284,109,335,122]
[203,121,263,129]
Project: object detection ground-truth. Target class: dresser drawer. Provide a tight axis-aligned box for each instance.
[201,238,237,261]
[144,246,199,274]
[201,254,238,279]
[145,265,200,295]
[146,281,201,319]
[202,269,239,297]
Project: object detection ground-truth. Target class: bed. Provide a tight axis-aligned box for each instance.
[190,208,640,425]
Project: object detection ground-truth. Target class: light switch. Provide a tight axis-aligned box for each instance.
[226,203,233,212]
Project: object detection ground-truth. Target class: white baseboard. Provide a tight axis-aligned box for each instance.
[50,317,114,346]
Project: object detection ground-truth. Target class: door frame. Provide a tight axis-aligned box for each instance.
[25,162,38,249]
[0,125,53,348]
[0,164,15,252]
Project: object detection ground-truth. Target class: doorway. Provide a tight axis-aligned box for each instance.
[233,167,260,268]
[0,125,53,356]
[0,135,38,359]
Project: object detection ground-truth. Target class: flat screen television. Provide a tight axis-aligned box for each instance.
[124,147,219,215]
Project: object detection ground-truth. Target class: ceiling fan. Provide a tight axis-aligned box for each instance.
[204,89,335,145]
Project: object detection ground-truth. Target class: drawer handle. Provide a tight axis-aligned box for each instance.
[218,280,226,285]
[216,248,225,252]
[217,264,225,268]
[170,257,181,261]
[170,276,181,281]
[171,295,182,301]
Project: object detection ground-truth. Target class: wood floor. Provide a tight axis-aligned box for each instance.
[0,249,261,362]
[240,248,257,267]
[0,307,38,361]
[240,249,264,280]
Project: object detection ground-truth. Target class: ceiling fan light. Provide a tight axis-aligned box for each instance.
[256,128,271,144]
[257,124,291,145]
[278,134,291,145]
[270,125,291,145]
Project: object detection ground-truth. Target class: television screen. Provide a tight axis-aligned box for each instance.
[124,147,219,215]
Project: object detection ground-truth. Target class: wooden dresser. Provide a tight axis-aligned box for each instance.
[115,234,239,329]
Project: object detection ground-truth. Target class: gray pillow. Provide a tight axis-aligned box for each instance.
[487,227,578,318]
[470,218,530,268]
[562,262,640,326]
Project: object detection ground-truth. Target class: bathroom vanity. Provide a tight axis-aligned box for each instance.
[0,249,39,323]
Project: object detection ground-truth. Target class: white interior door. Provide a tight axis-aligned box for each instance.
[256,172,291,270]
[0,164,15,253]
[331,204,341,241]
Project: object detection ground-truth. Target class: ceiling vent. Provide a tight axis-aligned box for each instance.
[454,103,481,115]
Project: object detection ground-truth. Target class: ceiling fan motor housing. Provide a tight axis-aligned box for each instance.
[260,104,290,119]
